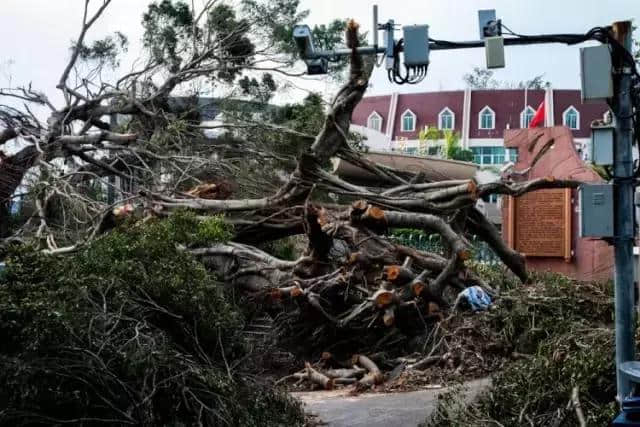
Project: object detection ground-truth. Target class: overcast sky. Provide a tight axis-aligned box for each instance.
[0,0,638,108]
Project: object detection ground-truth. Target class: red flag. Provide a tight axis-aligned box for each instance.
[529,101,545,128]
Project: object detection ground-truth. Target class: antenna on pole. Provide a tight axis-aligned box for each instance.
[372,5,379,50]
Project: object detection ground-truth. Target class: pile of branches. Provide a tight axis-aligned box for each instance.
[423,271,620,427]
[278,353,385,391]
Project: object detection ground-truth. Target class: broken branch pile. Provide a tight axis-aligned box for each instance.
[277,353,383,390]
[421,271,619,426]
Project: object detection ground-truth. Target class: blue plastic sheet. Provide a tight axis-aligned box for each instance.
[458,286,492,311]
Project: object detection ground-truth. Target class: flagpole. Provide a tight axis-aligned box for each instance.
[524,85,528,119]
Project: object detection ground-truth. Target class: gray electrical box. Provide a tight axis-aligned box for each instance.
[485,36,505,69]
[591,125,614,166]
[403,25,429,67]
[580,45,613,103]
[579,184,614,238]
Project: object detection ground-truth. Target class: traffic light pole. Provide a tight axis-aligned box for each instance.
[612,20,636,403]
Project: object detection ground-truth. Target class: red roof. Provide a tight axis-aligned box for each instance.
[393,91,464,139]
[351,95,391,133]
[351,89,609,141]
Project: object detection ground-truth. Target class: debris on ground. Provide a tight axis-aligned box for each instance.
[276,266,616,412]
[422,270,620,426]
[454,285,492,311]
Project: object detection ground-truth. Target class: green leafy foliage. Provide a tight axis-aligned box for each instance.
[443,130,473,162]
[0,214,303,426]
[142,0,255,80]
[241,0,308,59]
[206,3,255,82]
[423,270,618,426]
[418,128,473,161]
[195,214,235,245]
[275,92,326,136]
[142,0,194,72]
[73,31,129,68]
[239,73,277,103]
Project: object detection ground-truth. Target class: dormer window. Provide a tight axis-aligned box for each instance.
[520,106,536,128]
[438,107,455,130]
[563,106,579,130]
[479,106,495,130]
[401,109,416,132]
[367,111,383,132]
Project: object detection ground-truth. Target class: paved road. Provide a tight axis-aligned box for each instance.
[292,378,489,427]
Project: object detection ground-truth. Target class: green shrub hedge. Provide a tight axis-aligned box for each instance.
[0,214,303,426]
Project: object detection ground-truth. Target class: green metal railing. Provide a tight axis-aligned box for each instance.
[390,233,501,265]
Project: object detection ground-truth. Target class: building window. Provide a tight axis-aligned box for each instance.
[478,106,495,130]
[367,111,383,132]
[563,106,579,130]
[471,146,505,165]
[438,107,455,130]
[404,147,418,155]
[401,109,416,132]
[520,106,536,128]
[507,147,519,163]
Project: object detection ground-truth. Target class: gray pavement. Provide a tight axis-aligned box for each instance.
[292,378,489,427]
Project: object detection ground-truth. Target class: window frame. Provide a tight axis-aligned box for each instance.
[367,111,383,132]
[562,106,580,130]
[401,109,417,132]
[471,146,506,165]
[478,106,496,130]
[520,106,536,128]
[438,107,455,131]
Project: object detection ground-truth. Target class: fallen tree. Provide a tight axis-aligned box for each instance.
[0,1,582,376]
[140,23,579,355]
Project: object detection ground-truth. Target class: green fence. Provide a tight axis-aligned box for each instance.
[390,233,501,265]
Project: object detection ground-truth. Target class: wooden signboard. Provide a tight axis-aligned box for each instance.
[507,188,572,260]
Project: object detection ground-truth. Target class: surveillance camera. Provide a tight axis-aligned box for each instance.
[293,25,315,58]
[306,58,328,75]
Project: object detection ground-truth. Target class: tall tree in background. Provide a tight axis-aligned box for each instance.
[462,67,500,89]
[463,66,550,89]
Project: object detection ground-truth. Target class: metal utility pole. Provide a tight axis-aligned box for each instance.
[612,20,636,402]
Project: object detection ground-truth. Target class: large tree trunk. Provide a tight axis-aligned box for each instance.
[0,145,37,237]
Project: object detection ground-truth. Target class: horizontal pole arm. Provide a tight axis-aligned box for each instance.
[303,33,598,61]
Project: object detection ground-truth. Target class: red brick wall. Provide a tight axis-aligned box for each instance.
[503,126,613,281]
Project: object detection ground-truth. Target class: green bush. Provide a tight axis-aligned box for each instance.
[0,214,303,426]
